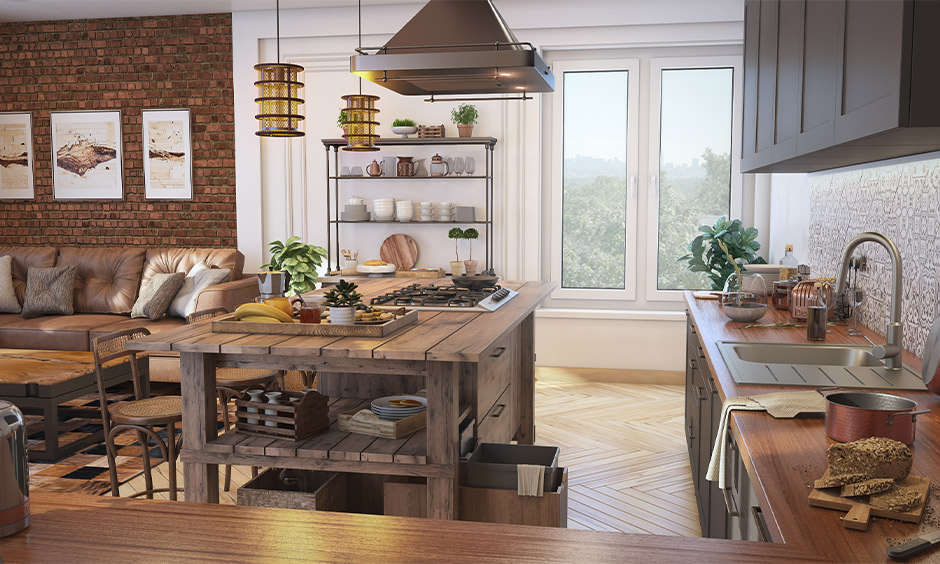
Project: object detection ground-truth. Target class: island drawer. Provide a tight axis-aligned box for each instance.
[477,385,515,444]
[476,330,516,417]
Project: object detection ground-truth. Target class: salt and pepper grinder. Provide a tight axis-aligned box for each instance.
[264,391,282,427]
[806,282,828,341]
[246,389,266,425]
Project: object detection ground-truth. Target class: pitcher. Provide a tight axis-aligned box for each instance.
[396,156,418,177]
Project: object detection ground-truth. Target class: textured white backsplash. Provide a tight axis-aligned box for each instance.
[808,156,940,357]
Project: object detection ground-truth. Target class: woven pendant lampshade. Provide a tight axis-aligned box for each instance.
[254,63,305,137]
[341,93,380,151]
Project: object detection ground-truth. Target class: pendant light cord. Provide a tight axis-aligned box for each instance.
[276,0,281,63]
[358,0,362,95]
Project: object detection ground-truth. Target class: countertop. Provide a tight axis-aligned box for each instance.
[685,291,940,563]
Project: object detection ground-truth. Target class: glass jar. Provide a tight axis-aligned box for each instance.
[720,272,768,322]
[772,280,796,310]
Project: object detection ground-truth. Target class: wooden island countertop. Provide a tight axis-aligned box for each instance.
[685,291,940,563]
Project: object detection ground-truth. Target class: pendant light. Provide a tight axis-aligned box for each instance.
[341,0,379,151]
[254,0,305,137]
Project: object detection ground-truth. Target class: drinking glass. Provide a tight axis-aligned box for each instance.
[848,288,865,335]
[454,157,465,176]
[465,157,476,175]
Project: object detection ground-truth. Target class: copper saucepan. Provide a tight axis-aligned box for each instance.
[818,388,930,445]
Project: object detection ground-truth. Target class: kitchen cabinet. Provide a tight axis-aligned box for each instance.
[742,0,940,173]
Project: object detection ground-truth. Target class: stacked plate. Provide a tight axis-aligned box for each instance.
[371,395,427,421]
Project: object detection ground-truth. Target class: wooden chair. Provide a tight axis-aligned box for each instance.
[187,307,282,491]
[93,328,182,500]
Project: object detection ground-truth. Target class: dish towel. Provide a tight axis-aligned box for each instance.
[517,464,545,497]
[706,390,825,489]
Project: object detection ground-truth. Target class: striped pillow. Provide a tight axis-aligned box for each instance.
[21,265,77,319]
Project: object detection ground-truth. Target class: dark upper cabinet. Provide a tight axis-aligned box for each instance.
[742,0,940,174]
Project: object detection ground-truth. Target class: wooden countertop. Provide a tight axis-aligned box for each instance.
[0,492,823,563]
[685,292,940,563]
[128,279,556,363]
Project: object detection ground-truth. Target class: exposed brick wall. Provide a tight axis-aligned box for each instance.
[0,14,236,247]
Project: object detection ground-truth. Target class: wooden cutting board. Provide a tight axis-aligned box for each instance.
[380,234,418,270]
[808,469,930,531]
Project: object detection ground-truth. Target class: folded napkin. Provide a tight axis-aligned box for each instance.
[517,464,545,497]
[706,390,825,489]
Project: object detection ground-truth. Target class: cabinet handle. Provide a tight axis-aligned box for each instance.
[687,422,695,440]
[491,347,506,358]
[751,506,770,542]
[490,404,506,418]
[697,346,705,359]
[722,487,740,517]
[692,386,705,402]
[689,358,698,370]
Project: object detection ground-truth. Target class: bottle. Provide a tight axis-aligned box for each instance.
[806,282,828,341]
[780,244,799,281]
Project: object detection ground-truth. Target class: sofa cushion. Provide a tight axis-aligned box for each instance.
[141,248,244,287]
[21,265,77,318]
[56,247,146,315]
[88,316,186,349]
[0,246,57,305]
[132,272,185,320]
[0,314,126,351]
[0,314,24,327]
[0,255,20,313]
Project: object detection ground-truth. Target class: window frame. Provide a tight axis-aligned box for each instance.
[644,55,744,302]
[548,58,641,301]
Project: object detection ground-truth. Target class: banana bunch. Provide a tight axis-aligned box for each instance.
[234,303,294,323]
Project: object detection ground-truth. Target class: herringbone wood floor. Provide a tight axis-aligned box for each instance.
[120,367,701,536]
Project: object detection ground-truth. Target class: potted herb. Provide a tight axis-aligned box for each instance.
[678,217,765,291]
[322,279,362,325]
[451,103,478,138]
[462,227,479,275]
[261,236,328,297]
[391,118,418,138]
[448,227,465,276]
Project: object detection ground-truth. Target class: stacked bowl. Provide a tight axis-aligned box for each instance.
[396,200,414,222]
[371,395,427,421]
[438,201,454,222]
[418,201,433,222]
[373,198,395,221]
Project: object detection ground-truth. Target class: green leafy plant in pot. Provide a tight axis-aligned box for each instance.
[261,236,328,297]
[448,227,465,276]
[451,103,479,138]
[462,227,479,275]
[391,118,417,139]
[322,279,362,325]
[678,217,765,291]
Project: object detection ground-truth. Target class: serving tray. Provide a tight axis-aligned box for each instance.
[211,309,419,337]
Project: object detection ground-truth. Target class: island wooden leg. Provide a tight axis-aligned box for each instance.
[516,312,536,444]
[180,352,219,504]
[425,361,459,519]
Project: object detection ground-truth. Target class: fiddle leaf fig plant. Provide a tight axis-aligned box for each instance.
[678,217,765,291]
[322,279,362,308]
[261,236,327,296]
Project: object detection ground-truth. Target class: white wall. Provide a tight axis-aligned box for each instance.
[232,0,747,372]
[767,173,811,264]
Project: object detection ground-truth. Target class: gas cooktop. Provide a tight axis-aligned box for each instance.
[370,283,517,312]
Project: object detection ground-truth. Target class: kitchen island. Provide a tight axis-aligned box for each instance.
[127,278,554,519]
[685,292,940,562]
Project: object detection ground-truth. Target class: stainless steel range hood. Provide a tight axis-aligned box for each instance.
[350,0,554,98]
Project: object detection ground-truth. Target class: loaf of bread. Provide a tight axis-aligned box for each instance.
[827,437,912,481]
[870,485,923,512]
[364,259,387,266]
[840,478,894,497]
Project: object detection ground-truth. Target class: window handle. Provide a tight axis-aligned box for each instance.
[650,175,659,199]
[629,174,637,200]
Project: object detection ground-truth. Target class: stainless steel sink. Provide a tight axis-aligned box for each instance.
[716,341,926,390]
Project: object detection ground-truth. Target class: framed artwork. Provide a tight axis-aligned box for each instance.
[0,112,35,200]
[50,110,123,200]
[142,109,193,200]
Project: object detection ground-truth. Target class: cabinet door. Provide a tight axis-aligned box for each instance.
[691,359,708,532]
[795,0,842,155]
[741,0,760,171]
[770,0,804,162]
[753,0,779,169]
[704,367,727,539]
[833,0,911,143]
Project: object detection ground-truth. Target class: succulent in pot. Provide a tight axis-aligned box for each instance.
[322,279,362,325]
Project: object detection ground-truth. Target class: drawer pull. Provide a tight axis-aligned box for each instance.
[722,487,739,517]
[692,385,705,402]
[687,422,695,440]
[490,404,506,417]
[751,506,770,542]
[689,358,698,370]
[491,347,507,358]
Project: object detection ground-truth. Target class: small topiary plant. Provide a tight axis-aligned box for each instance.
[462,228,479,261]
[322,279,362,308]
[448,227,465,261]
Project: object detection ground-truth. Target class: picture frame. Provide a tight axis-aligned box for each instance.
[0,112,35,200]
[50,110,123,200]
[142,108,193,200]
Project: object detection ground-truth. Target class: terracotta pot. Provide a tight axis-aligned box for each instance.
[821,390,930,445]
[450,261,465,276]
[463,260,478,276]
[457,124,474,138]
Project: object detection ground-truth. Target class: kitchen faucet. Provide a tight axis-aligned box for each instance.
[834,232,903,370]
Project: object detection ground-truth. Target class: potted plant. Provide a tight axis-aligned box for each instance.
[322,279,362,325]
[391,118,418,138]
[338,110,348,135]
[448,227,465,276]
[462,227,479,275]
[261,236,328,297]
[451,103,478,138]
[678,217,766,291]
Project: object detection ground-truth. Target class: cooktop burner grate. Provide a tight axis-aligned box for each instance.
[371,283,500,308]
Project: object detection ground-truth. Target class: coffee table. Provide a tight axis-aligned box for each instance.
[0,349,143,461]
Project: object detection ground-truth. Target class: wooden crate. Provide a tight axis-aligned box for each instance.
[234,390,329,441]
[383,468,568,527]
[395,268,445,279]
[238,468,347,512]
[212,309,418,337]
[337,406,427,439]
[417,124,445,138]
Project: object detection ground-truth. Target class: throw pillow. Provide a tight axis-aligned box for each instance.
[169,265,231,318]
[0,255,20,313]
[131,272,186,320]
[167,262,210,318]
[21,265,77,319]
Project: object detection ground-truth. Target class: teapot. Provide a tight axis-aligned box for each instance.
[430,153,450,177]
[366,159,383,177]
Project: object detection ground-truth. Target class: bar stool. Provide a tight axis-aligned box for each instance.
[93,328,183,500]
[187,308,282,491]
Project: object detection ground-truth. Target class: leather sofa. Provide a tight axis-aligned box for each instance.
[0,246,259,382]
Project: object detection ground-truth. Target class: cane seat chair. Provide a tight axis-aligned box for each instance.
[93,328,183,500]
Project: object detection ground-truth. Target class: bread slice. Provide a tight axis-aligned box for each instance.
[814,473,866,489]
[827,437,912,480]
[870,485,923,512]
[840,478,894,497]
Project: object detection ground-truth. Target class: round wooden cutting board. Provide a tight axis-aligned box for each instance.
[380,234,419,270]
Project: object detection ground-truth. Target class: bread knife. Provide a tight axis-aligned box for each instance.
[887,530,940,559]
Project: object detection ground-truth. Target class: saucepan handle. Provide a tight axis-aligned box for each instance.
[815,386,845,397]
[886,410,931,425]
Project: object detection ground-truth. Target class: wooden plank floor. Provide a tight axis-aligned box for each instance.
[120,367,701,536]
